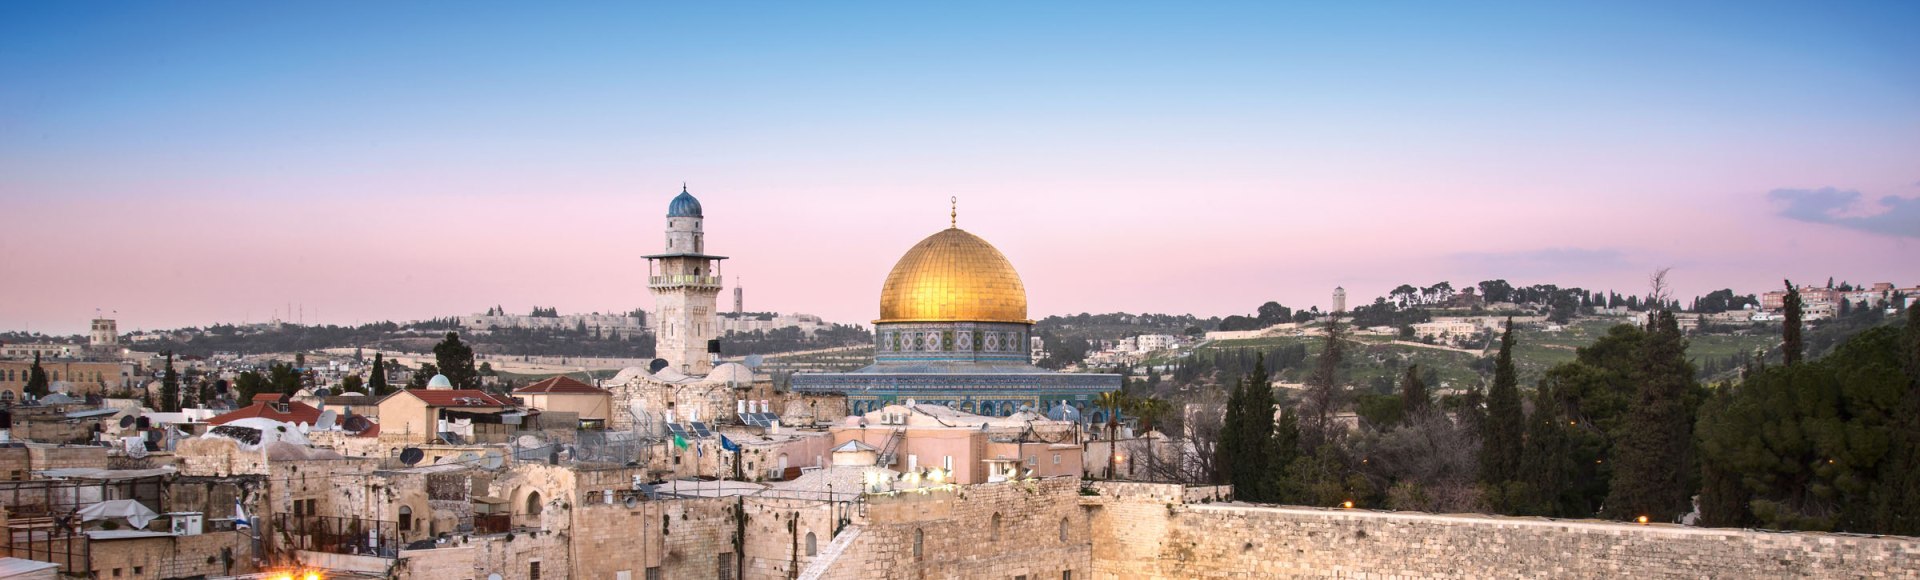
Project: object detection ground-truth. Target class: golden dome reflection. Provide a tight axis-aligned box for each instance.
[877,227,1029,324]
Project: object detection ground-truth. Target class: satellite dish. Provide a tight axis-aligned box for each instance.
[399,447,425,466]
[623,495,639,509]
[456,451,481,465]
[482,449,504,469]
[743,354,764,369]
[342,416,373,434]
[315,410,338,431]
[118,416,135,429]
[489,574,504,580]
[648,358,670,373]
[314,388,332,398]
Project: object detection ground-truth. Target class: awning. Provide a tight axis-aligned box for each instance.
[77,499,159,529]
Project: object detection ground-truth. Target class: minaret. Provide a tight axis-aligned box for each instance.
[1332,286,1347,314]
[645,185,727,374]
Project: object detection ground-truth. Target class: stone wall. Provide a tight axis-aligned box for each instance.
[802,477,1092,580]
[1084,483,1920,579]
[570,495,738,579]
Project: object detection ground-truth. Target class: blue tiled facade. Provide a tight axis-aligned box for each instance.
[791,320,1121,423]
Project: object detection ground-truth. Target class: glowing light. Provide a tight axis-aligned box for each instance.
[1636,515,1649,524]
[1340,501,1354,509]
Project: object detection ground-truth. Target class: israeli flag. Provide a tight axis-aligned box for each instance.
[234,500,252,530]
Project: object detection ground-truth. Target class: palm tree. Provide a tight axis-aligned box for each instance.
[1096,390,1132,479]
[1131,397,1172,481]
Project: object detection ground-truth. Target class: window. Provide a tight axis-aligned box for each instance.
[529,561,540,580]
[717,553,733,580]
[913,529,924,558]
[1063,572,1072,580]
[646,567,662,580]
[112,569,121,577]
[805,532,817,556]
[399,506,412,531]
[133,567,142,575]
[305,499,317,516]
[943,455,953,471]
[1060,517,1070,542]
[1053,454,1061,465]
[526,492,543,516]
[990,513,1002,541]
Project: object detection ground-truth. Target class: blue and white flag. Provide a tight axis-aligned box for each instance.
[233,500,252,530]
[719,435,741,453]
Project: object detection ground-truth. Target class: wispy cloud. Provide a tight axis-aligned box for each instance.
[1449,247,1630,277]
[1769,187,1920,239]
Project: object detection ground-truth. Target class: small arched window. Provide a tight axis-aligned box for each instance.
[398,505,413,531]
[525,492,542,516]
[913,529,924,558]
[1060,517,1070,542]
[990,513,1002,541]
[805,531,817,556]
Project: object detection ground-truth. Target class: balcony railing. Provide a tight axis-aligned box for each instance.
[649,275,724,288]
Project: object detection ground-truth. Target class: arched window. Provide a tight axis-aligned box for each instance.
[525,492,542,516]
[398,505,413,531]
[805,532,817,556]
[913,529,924,558]
[990,513,1002,541]
[1060,517,1069,542]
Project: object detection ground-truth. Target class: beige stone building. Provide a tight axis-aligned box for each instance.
[512,376,612,428]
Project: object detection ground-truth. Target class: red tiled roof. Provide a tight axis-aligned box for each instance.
[208,401,323,426]
[514,376,608,395]
[395,389,513,408]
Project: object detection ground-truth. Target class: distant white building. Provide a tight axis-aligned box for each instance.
[718,312,831,337]
[460,312,647,338]
[1133,334,1180,352]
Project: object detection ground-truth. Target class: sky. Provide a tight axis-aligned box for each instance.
[2,2,1917,335]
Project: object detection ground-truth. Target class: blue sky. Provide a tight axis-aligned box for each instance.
[3,2,1916,332]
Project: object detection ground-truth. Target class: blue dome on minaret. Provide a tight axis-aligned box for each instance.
[667,185,704,218]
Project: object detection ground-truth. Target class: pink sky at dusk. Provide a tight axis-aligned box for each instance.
[3,3,1917,335]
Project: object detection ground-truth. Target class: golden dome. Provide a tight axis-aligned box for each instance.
[878,228,1029,324]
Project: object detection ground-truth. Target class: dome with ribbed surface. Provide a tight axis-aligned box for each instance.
[667,187,703,218]
[877,228,1028,323]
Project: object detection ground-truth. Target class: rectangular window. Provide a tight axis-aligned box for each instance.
[1064,572,1072,580]
[1053,454,1061,465]
[717,554,734,580]
[943,455,953,471]
[529,562,540,580]
[646,568,662,580]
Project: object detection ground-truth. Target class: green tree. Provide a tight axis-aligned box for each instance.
[411,362,440,389]
[433,332,478,388]
[1602,311,1698,522]
[337,375,367,395]
[234,371,265,406]
[159,352,180,412]
[24,352,50,399]
[1132,397,1172,479]
[1515,383,1579,516]
[1481,319,1523,489]
[1782,280,1804,366]
[1302,317,1349,445]
[1218,356,1277,500]
[267,362,302,396]
[1698,307,1917,533]
[368,352,391,396]
[1400,364,1429,419]
[478,361,496,377]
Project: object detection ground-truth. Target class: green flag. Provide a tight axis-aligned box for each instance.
[673,433,689,449]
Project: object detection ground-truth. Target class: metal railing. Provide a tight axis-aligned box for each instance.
[273,514,399,558]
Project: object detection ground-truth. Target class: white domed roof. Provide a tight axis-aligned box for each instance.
[610,367,651,384]
[427,374,453,389]
[706,362,755,384]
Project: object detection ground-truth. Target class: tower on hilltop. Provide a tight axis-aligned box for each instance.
[1333,286,1347,313]
[644,186,727,374]
[89,316,118,352]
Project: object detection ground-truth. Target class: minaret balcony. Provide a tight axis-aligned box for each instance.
[650,275,725,289]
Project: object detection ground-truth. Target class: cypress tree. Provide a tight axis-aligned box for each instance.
[1782,280,1803,366]
[24,352,49,399]
[1400,364,1429,419]
[1603,311,1696,522]
[159,352,180,412]
[1215,369,1247,487]
[1518,382,1577,516]
[1481,318,1524,487]
[433,332,478,388]
[368,352,391,396]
